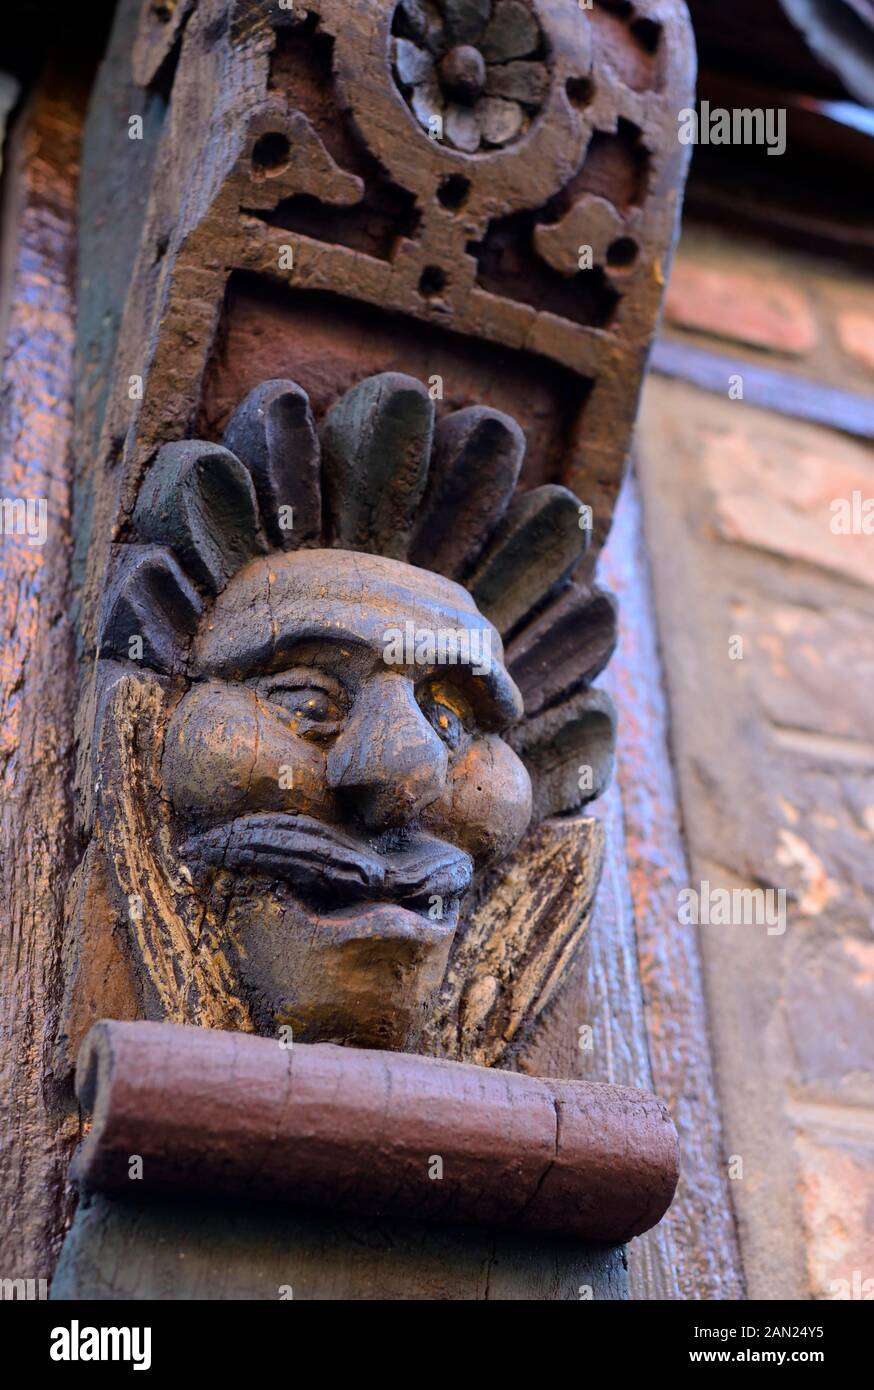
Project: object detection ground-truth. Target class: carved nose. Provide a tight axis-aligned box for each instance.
[326,673,448,831]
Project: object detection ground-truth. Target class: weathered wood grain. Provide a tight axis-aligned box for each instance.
[597,473,745,1300]
[0,65,85,1282]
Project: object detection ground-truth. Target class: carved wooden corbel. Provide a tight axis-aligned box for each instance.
[53,0,696,1301]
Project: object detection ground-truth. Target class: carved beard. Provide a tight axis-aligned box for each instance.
[89,671,253,1033]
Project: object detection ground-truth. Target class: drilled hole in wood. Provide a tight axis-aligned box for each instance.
[252,132,291,176]
[607,236,638,269]
[566,77,594,109]
[438,175,471,211]
[630,17,661,53]
[419,265,448,298]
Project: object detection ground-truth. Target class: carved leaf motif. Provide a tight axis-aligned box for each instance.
[445,103,482,152]
[222,380,322,549]
[392,37,436,87]
[444,0,492,46]
[134,442,266,594]
[507,582,618,716]
[478,96,524,146]
[91,672,253,1037]
[320,373,435,559]
[468,485,589,636]
[409,405,524,579]
[484,59,548,104]
[509,687,616,820]
[99,547,203,675]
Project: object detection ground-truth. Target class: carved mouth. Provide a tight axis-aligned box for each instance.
[179,813,473,917]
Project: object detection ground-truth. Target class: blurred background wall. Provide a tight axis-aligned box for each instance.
[623,0,874,1299]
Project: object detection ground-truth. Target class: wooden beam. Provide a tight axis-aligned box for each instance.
[652,338,874,441]
[0,61,85,1284]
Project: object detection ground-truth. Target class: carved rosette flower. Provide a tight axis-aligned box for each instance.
[391,0,549,153]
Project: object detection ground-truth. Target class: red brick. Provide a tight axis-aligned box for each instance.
[794,1131,874,1300]
[703,419,874,590]
[665,260,817,356]
[837,311,874,379]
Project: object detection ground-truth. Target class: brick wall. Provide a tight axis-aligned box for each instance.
[633,226,874,1299]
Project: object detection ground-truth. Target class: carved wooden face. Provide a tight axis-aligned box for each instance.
[161,550,531,1048]
[93,372,616,1054]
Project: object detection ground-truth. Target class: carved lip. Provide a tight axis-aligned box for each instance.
[179,813,473,911]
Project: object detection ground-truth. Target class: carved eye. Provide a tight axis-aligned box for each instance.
[418,682,470,752]
[262,675,346,738]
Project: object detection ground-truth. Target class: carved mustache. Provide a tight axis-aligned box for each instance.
[180,813,474,903]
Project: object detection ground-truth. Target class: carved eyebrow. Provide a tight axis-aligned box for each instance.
[200,627,376,681]
[265,634,380,687]
[268,635,508,723]
[406,655,522,732]
[197,624,522,727]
